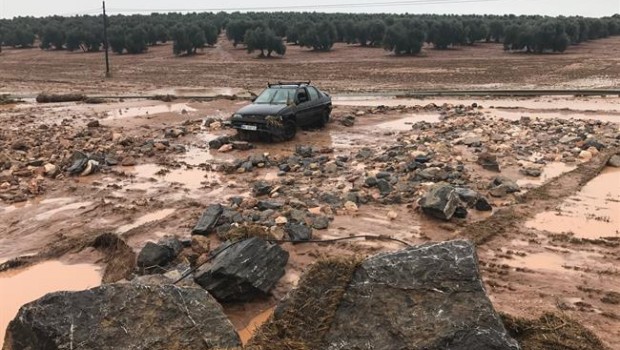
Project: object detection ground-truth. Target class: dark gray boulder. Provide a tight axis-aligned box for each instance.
[285,223,313,242]
[194,237,289,302]
[455,187,479,206]
[137,242,172,270]
[192,204,223,235]
[420,183,461,221]
[323,240,520,350]
[475,197,493,211]
[3,284,241,350]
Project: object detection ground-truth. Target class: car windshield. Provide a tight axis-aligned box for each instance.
[254,87,296,104]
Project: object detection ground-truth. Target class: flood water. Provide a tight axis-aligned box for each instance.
[106,103,196,119]
[115,208,176,235]
[526,167,620,239]
[0,261,102,346]
[237,307,275,345]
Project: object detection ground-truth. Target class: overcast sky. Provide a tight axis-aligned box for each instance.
[1,0,618,19]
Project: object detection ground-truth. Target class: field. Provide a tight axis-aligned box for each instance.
[0,33,619,348]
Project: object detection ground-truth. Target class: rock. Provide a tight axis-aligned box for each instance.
[582,138,605,150]
[320,241,520,350]
[364,176,378,187]
[66,151,89,175]
[231,141,252,150]
[86,120,100,127]
[341,115,355,127]
[194,237,289,301]
[218,144,233,153]
[462,136,482,147]
[491,176,520,193]
[608,154,620,167]
[43,163,59,178]
[258,241,520,349]
[285,223,313,242]
[158,236,183,257]
[559,135,581,144]
[489,186,508,198]
[579,150,592,161]
[311,215,330,230]
[137,242,173,271]
[275,216,288,225]
[295,145,314,158]
[420,183,460,221]
[257,200,283,211]
[387,210,398,220]
[477,152,501,172]
[344,201,358,212]
[376,179,392,196]
[208,136,230,149]
[521,167,542,177]
[475,197,493,211]
[454,206,468,219]
[455,187,479,205]
[253,181,273,196]
[4,284,241,350]
[121,157,137,166]
[192,204,224,235]
[80,159,100,176]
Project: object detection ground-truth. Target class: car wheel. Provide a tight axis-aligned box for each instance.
[318,109,330,128]
[272,120,297,142]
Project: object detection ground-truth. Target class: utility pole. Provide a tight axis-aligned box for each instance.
[102,1,111,78]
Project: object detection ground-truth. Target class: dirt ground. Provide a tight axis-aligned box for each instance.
[0,34,619,95]
[0,34,619,349]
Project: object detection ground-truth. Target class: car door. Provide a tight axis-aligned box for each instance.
[305,87,323,124]
[295,87,314,127]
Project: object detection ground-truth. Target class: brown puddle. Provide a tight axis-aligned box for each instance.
[127,164,220,192]
[517,162,577,188]
[237,307,275,345]
[115,208,176,235]
[499,251,570,273]
[374,113,441,131]
[526,167,620,239]
[490,109,620,124]
[106,103,196,119]
[0,260,102,346]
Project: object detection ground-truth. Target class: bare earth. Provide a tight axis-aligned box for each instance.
[0,34,619,348]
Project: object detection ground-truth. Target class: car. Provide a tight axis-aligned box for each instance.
[229,82,332,141]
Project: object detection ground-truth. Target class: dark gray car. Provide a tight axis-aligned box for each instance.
[229,82,332,141]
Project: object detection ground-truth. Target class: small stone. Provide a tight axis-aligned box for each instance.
[387,211,398,220]
[578,150,592,161]
[311,215,330,230]
[275,216,288,225]
[218,144,233,153]
[344,201,358,212]
[43,163,59,177]
[121,157,137,166]
[608,154,620,167]
[477,152,500,172]
[285,223,313,242]
[231,141,252,151]
[86,120,100,128]
[475,198,493,211]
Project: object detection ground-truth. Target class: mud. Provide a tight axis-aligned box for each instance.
[0,90,619,347]
[0,259,102,346]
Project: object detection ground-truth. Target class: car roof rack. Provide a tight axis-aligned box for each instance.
[268,81,311,87]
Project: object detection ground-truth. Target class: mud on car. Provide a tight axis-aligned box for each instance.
[229,82,332,141]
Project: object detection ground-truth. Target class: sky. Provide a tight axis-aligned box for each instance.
[0,0,618,19]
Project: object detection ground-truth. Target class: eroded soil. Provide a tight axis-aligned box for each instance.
[0,93,619,348]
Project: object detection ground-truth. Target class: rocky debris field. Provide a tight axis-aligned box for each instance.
[1,96,619,349]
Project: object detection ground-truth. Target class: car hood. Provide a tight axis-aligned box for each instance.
[236,103,288,116]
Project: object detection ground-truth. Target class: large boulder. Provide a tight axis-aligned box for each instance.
[251,241,519,350]
[3,284,241,350]
[323,241,519,350]
[136,242,173,270]
[194,237,289,302]
[192,204,223,235]
[420,183,461,221]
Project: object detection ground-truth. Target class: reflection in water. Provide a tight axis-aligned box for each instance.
[0,261,102,346]
[526,167,620,239]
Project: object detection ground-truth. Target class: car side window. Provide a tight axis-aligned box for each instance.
[307,87,319,101]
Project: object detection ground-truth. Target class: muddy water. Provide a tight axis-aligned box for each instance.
[517,162,577,187]
[0,261,102,346]
[333,96,620,112]
[129,164,218,191]
[115,208,176,235]
[106,103,196,119]
[489,109,620,124]
[374,113,441,131]
[237,307,275,345]
[525,167,620,239]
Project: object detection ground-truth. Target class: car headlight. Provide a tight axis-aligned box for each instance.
[232,113,243,119]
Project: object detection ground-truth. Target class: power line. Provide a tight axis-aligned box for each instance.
[106,0,509,14]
